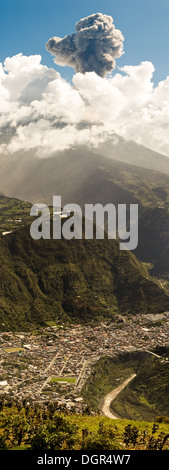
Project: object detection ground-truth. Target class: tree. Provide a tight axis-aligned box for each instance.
[152,423,159,434]
[0,432,8,450]
[81,421,121,450]
[30,414,78,451]
[123,424,139,447]
[11,413,29,446]
[147,433,169,450]
[30,425,49,450]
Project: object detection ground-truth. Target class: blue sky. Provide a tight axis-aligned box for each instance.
[0,0,168,85]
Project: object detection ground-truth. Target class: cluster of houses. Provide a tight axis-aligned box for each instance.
[0,312,169,412]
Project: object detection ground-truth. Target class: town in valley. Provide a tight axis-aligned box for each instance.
[0,312,169,413]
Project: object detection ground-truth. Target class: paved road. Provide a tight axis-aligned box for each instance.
[101,374,136,419]
[39,353,72,394]
[40,352,60,376]
[75,359,88,390]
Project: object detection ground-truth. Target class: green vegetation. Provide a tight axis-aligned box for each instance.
[111,353,169,422]
[82,351,169,422]
[102,161,169,209]
[50,377,76,384]
[82,352,139,410]
[97,162,169,279]
[0,194,168,330]
[0,400,169,450]
[45,320,57,327]
[2,149,169,280]
[0,215,169,330]
[3,347,24,353]
[80,161,169,279]
[0,195,32,235]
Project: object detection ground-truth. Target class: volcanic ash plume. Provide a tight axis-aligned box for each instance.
[46,12,124,77]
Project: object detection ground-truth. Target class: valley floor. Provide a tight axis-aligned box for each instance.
[0,312,169,413]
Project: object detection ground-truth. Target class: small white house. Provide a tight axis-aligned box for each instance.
[2,231,13,236]
[0,381,8,387]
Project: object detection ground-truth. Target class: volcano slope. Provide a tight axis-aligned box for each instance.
[1,148,169,280]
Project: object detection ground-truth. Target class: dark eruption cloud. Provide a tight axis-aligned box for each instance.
[46,13,124,77]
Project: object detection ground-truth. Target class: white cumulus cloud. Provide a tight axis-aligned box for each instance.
[0,53,169,158]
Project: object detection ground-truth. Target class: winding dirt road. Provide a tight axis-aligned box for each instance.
[101,374,136,419]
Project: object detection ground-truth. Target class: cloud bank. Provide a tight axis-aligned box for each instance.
[0,53,169,158]
[46,13,124,77]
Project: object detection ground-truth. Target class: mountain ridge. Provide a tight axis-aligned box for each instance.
[91,134,169,175]
[0,215,169,330]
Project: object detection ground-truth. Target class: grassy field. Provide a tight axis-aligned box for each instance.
[3,347,24,353]
[68,414,169,450]
[50,377,76,384]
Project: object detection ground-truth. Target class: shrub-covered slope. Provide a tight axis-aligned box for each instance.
[0,221,169,330]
